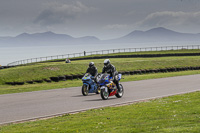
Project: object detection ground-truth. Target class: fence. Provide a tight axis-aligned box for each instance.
[7,45,200,66]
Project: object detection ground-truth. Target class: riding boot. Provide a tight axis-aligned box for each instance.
[116,81,120,92]
[94,78,99,88]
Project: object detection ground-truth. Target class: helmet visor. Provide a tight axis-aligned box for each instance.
[104,63,109,67]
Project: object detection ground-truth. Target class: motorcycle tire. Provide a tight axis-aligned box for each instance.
[115,84,124,98]
[101,87,109,100]
[96,87,101,94]
[82,84,89,96]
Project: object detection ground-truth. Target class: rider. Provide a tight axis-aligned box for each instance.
[102,59,120,91]
[86,62,98,82]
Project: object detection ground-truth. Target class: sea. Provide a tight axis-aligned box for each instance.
[0,42,199,66]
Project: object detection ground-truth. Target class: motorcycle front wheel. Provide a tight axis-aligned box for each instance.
[96,87,101,94]
[115,84,124,98]
[82,84,89,96]
[101,87,109,100]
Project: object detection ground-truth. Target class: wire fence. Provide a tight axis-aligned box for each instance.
[7,45,200,66]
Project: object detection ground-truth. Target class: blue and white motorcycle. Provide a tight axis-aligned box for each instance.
[98,73,124,100]
[81,73,100,96]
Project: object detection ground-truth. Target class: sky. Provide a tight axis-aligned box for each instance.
[1,0,200,40]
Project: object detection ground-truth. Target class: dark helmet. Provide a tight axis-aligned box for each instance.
[104,59,110,68]
[89,62,94,67]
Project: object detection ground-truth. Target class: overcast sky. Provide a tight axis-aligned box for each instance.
[1,0,200,39]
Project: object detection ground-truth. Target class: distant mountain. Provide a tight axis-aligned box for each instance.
[77,36,99,42]
[16,31,74,40]
[1,27,200,47]
[0,31,100,46]
[108,27,200,43]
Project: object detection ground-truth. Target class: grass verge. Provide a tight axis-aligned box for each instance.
[0,90,199,132]
[0,70,200,95]
[1,56,200,84]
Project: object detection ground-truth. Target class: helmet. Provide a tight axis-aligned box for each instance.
[104,59,110,68]
[89,62,94,67]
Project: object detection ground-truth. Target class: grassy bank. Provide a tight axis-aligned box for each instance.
[1,90,199,132]
[0,70,200,95]
[1,56,200,84]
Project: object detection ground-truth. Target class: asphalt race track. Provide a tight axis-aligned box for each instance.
[0,74,200,125]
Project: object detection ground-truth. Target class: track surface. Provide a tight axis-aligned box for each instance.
[0,74,200,125]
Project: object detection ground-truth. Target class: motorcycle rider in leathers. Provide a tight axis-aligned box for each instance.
[86,62,98,83]
[102,59,120,91]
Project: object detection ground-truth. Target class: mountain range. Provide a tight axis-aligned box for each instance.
[112,27,200,43]
[1,27,200,46]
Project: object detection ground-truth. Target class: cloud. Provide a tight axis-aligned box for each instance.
[34,1,94,25]
[138,11,200,29]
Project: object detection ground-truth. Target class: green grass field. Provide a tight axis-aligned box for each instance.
[1,56,200,84]
[0,91,199,133]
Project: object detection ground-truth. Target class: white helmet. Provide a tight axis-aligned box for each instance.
[104,59,110,68]
[89,62,94,67]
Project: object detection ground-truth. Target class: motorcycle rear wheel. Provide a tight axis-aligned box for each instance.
[115,84,124,98]
[101,87,109,100]
[82,84,89,96]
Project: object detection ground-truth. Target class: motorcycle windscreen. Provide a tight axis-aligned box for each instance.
[98,74,110,84]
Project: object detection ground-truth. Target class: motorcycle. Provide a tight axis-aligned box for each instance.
[81,73,100,96]
[98,73,124,100]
